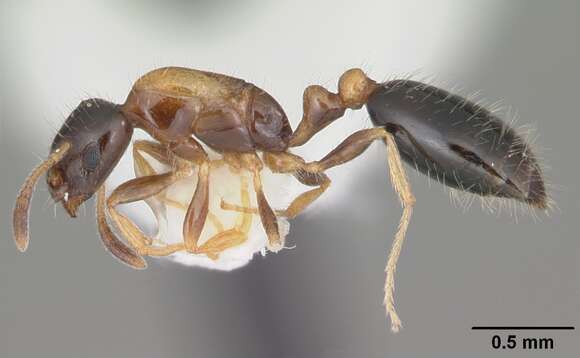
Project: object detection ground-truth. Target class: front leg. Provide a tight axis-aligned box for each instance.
[133,139,172,246]
[96,141,183,267]
[96,185,146,269]
[106,159,193,257]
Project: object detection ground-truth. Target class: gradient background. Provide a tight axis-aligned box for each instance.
[1,1,579,357]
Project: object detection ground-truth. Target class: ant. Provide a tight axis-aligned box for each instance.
[13,67,548,332]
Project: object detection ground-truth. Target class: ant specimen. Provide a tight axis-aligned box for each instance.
[13,67,547,332]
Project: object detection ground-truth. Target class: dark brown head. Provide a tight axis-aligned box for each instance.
[13,98,133,252]
[46,98,133,217]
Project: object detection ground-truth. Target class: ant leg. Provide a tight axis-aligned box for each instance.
[223,126,402,221]
[207,212,225,233]
[133,142,230,249]
[294,128,417,332]
[158,195,224,235]
[162,173,252,260]
[221,151,332,219]
[216,69,376,226]
[182,162,210,253]
[106,160,193,256]
[277,176,331,219]
[382,132,415,333]
[264,151,332,218]
[133,140,171,244]
[96,185,147,268]
[154,136,214,254]
[135,147,225,235]
[133,140,171,167]
[289,68,378,147]
[251,168,283,252]
[229,153,283,252]
[196,176,253,260]
[301,127,390,173]
[234,175,254,233]
[303,127,415,331]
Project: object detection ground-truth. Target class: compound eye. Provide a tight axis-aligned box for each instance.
[82,142,101,172]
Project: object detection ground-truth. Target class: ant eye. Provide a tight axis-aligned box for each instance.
[82,142,101,172]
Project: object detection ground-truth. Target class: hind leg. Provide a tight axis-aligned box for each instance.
[299,128,416,332]
[221,129,415,331]
[382,133,415,332]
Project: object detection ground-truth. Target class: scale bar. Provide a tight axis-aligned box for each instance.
[472,326,574,330]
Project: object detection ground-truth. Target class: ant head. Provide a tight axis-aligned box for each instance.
[46,98,133,217]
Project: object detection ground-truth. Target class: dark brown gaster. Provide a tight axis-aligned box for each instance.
[367,80,547,208]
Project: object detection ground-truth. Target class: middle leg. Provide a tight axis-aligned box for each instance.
[227,152,284,252]
[195,175,254,260]
[133,147,251,259]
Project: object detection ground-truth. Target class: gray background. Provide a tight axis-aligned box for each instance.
[1,0,579,357]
